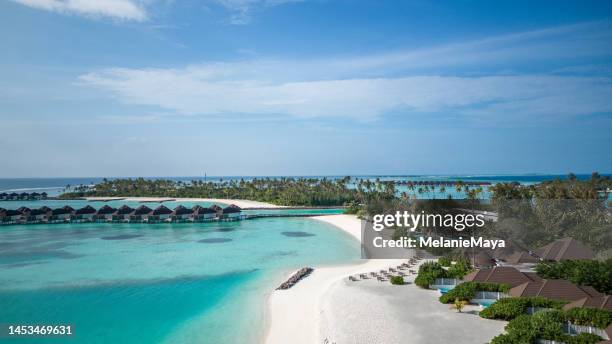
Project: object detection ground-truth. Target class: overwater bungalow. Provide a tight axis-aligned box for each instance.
[9,192,19,200]
[130,205,153,222]
[0,193,7,200]
[41,192,48,199]
[25,208,49,222]
[209,204,223,216]
[2,209,22,223]
[50,206,74,222]
[149,205,173,222]
[19,192,29,200]
[171,205,193,221]
[96,205,116,221]
[192,205,217,221]
[113,205,134,222]
[17,206,31,214]
[221,204,242,219]
[31,192,41,200]
[75,205,97,222]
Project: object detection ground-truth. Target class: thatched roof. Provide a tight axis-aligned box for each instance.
[97,205,116,214]
[152,205,173,215]
[17,207,31,214]
[75,205,97,215]
[29,208,48,216]
[52,206,74,215]
[172,205,193,216]
[534,237,595,261]
[193,206,216,215]
[5,209,21,216]
[114,205,134,215]
[222,206,241,214]
[132,205,153,215]
[39,206,52,212]
[209,204,223,211]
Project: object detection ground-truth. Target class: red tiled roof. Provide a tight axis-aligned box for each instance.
[509,279,598,301]
[563,295,612,311]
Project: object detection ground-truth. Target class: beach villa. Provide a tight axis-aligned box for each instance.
[534,237,595,261]
[508,279,602,301]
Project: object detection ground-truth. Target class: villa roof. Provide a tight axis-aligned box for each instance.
[39,206,52,212]
[29,208,48,216]
[172,205,193,216]
[9,192,18,196]
[75,205,97,215]
[19,192,28,196]
[504,251,540,264]
[5,209,21,216]
[463,267,541,287]
[222,206,241,214]
[509,279,602,301]
[193,205,216,214]
[31,192,40,196]
[227,204,242,210]
[563,295,612,311]
[209,204,223,211]
[0,193,7,196]
[473,251,495,267]
[41,192,47,196]
[152,205,173,215]
[17,207,31,214]
[0,207,5,213]
[132,205,153,215]
[534,237,595,261]
[52,206,74,215]
[114,205,134,215]
[97,205,116,214]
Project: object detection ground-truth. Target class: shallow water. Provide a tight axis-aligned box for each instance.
[0,218,360,343]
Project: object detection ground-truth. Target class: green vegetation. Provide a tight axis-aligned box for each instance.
[414,261,473,289]
[61,177,395,206]
[490,307,611,344]
[535,259,612,294]
[438,256,452,267]
[439,282,510,304]
[489,173,611,255]
[450,299,468,313]
[389,276,404,285]
[480,297,567,320]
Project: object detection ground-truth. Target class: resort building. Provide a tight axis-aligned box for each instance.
[221,204,242,219]
[25,208,49,222]
[130,205,153,222]
[534,237,595,261]
[463,267,541,288]
[209,204,223,216]
[508,279,602,301]
[2,209,22,223]
[113,205,134,222]
[171,205,193,221]
[564,295,612,312]
[1,192,48,201]
[50,206,74,222]
[192,205,217,221]
[503,251,540,265]
[149,205,173,222]
[0,193,7,200]
[95,205,117,221]
[74,205,97,221]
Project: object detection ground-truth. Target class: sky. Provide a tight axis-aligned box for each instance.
[1,0,611,177]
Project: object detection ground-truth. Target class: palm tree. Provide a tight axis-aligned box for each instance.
[450,299,468,313]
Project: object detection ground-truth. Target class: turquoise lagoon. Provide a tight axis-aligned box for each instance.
[0,217,360,343]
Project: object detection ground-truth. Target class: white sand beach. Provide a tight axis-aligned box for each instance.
[265,214,506,344]
[83,197,284,209]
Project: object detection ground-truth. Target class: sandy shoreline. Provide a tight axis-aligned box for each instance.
[265,214,506,344]
[83,196,284,209]
[265,214,405,344]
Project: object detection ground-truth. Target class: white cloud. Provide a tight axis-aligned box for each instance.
[10,0,148,21]
[78,22,612,122]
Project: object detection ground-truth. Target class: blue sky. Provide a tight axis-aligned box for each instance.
[1,0,611,177]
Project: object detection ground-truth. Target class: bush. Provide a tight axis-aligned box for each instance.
[438,256,452,267]
[567,333,605,344]
[439,282,509,304]
[480,297,567,320]
[447,259,472,278]
[565,307,612,328]
[390,276,404,285]
[415,262,447,289]
[535,259,612,294]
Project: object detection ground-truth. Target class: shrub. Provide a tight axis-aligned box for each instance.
[565,307,612,328]
[439,282,509,304]
[480,297,567,320]
[390,276,404,285]
[566,333,605,344]
[447,259,473,278]
[415,262,447,289]
[531,310,566,341]
[438,256,452,267]
[535,259,612,294]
